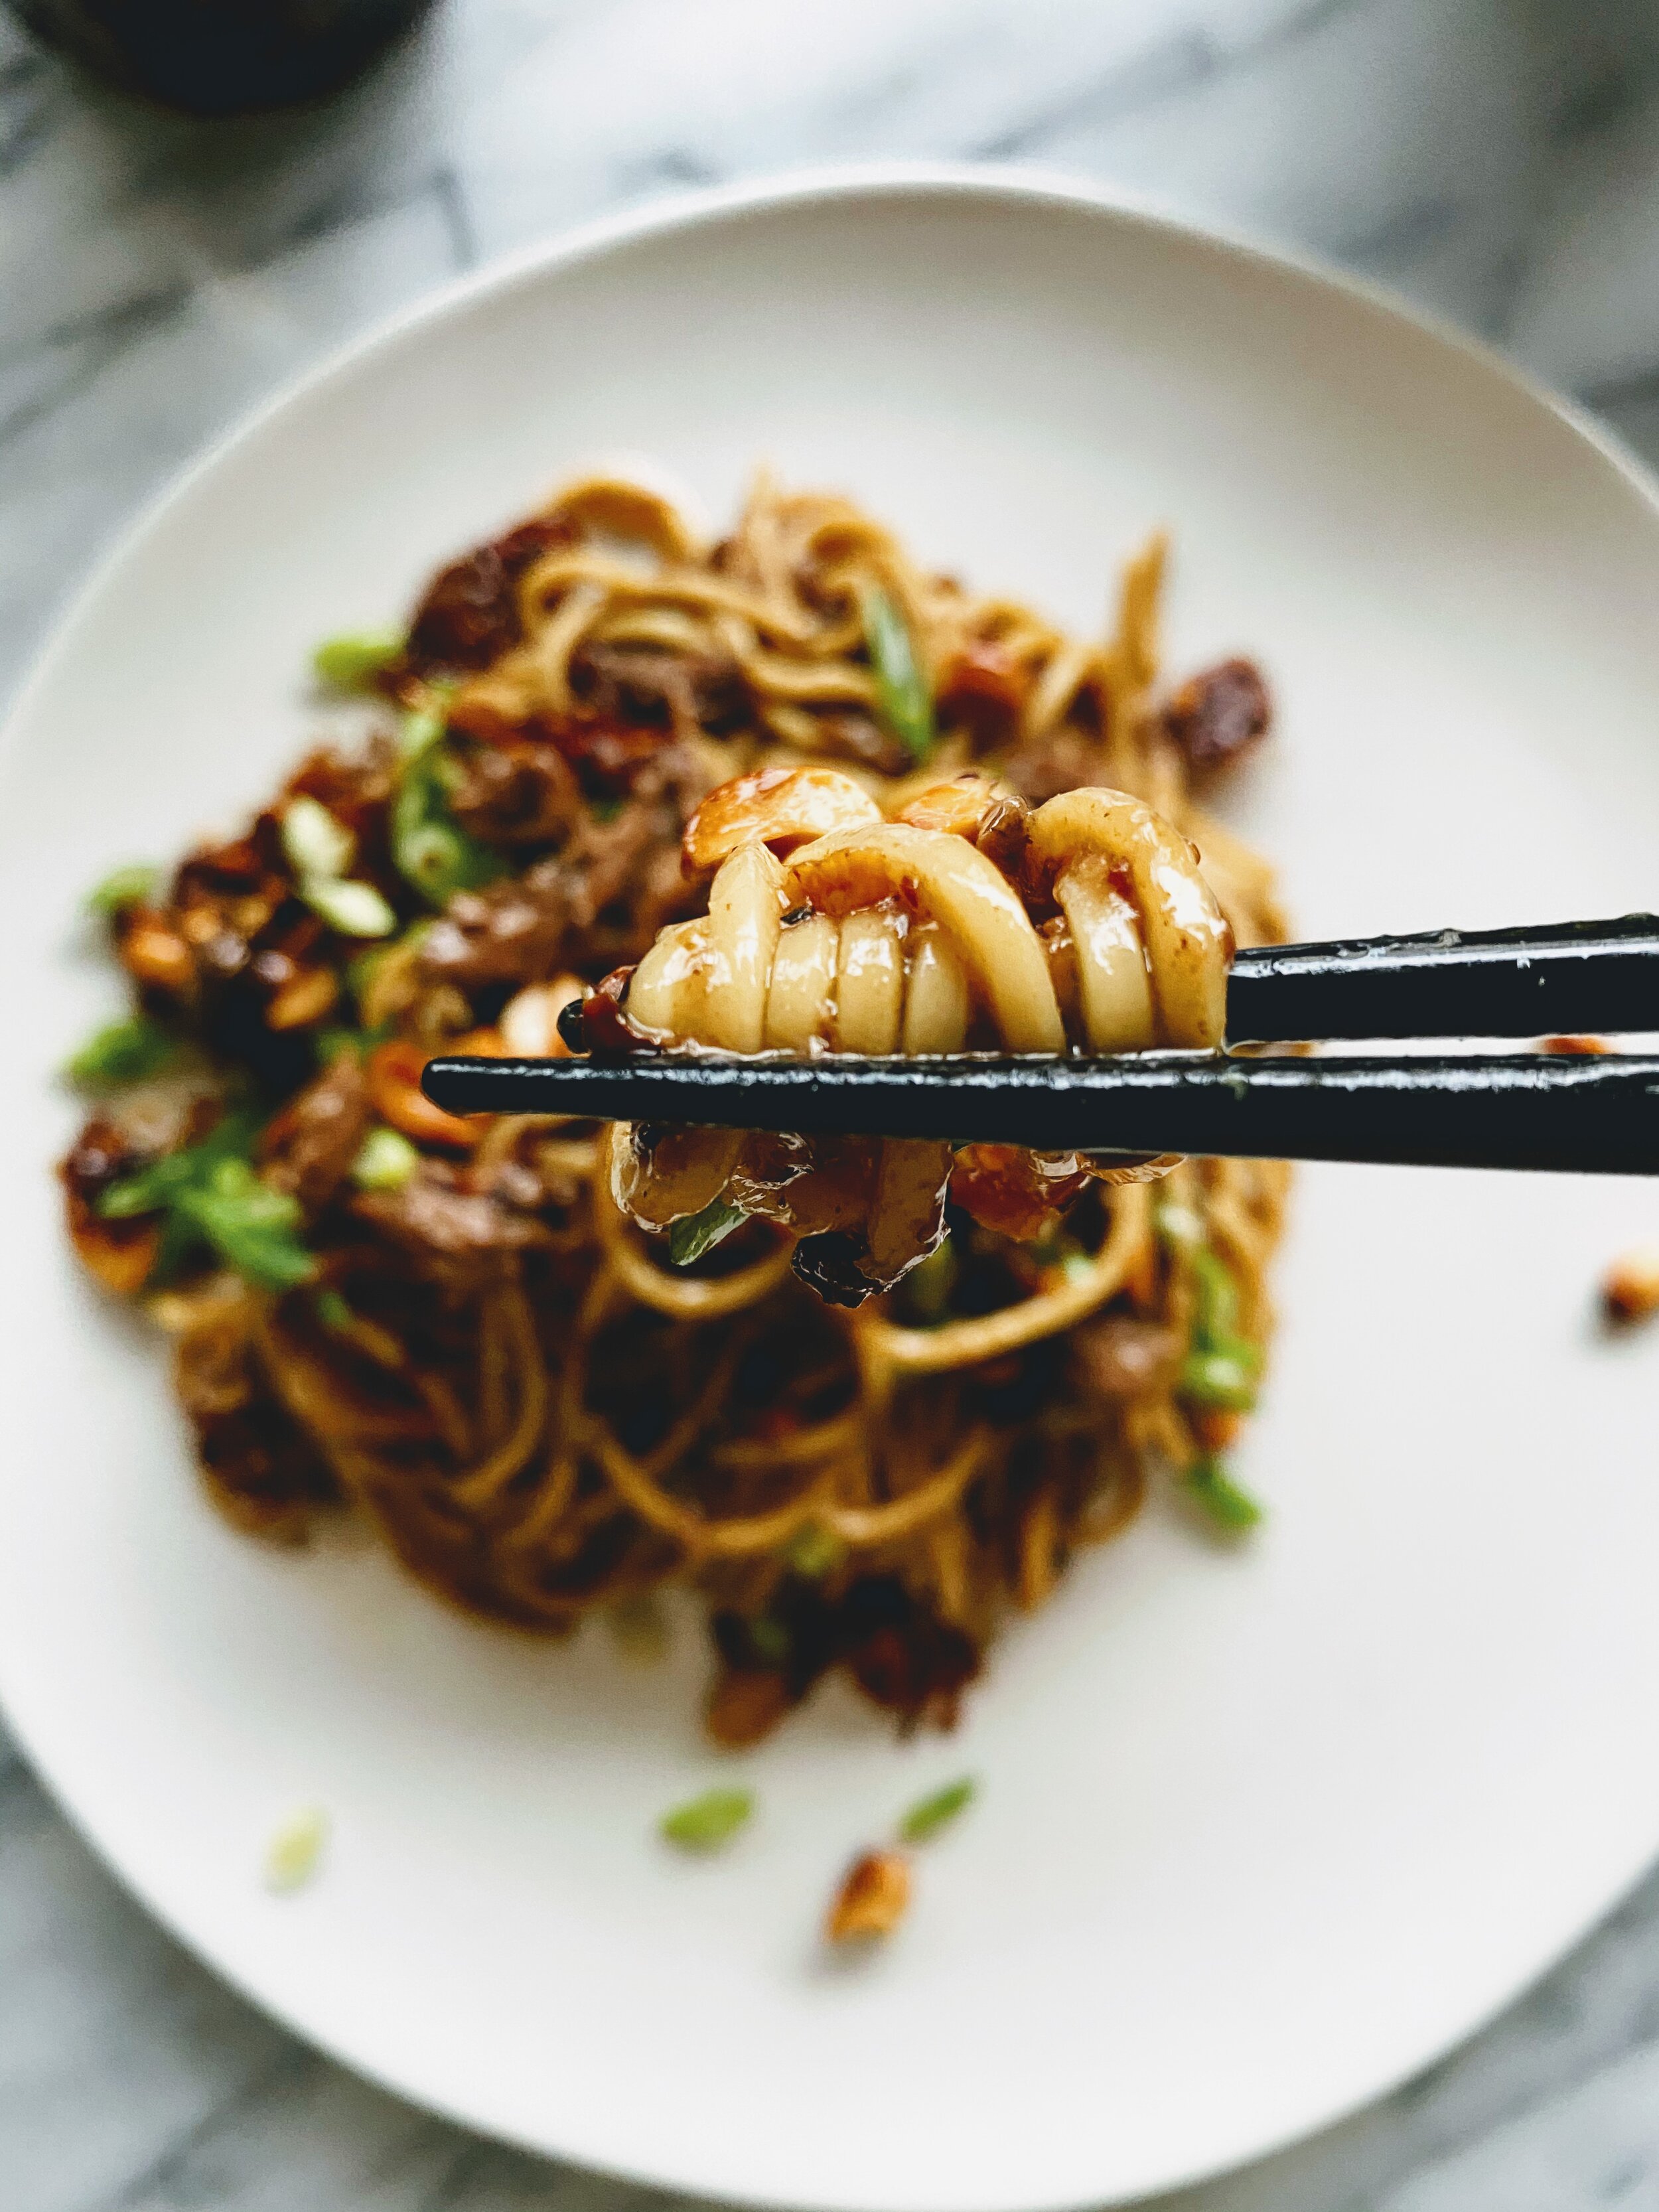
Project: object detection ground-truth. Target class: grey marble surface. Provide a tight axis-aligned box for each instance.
[8,1,1659,2205]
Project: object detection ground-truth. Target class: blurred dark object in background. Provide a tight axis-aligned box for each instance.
[8,0,435,114]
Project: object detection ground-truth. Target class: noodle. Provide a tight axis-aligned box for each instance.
[58,471,1287,1743]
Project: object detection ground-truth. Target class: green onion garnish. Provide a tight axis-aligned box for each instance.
[352,1127,419,1192]
[173,1158,317,1292]
[785,1521,846,1578]
[861,584,936,763]
[86,863,158,920]
[1185,1455,1264,1532]
[281,794,356,882]
[314,1289,354,1332]
[659,1787,755,1852]
[313,630,402,691]
[1179,1345,1260,1412]
[668,1198,747,1267]
[899,1776,977,1844]
[299,877,397,939]
[391,746,502,908]
[98,1113,315,1293]
[64,1013,177,1089]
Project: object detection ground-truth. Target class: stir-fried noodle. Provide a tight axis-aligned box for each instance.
[61,473,1289,1741]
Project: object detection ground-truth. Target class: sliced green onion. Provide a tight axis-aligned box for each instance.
[175,1158,317,1292]
[313,629,402,690]
[399,701,449,760]
[659,1787,755,1852]
[1189,1244,1242,1345]
[747,1615,791,1666]
[265,1805,330,1892]
[86,863,158,919]
[589,794,624,824]
[314,1289,354,1332]
[299,877,397,939]
[65,1013,177,1088]
[1185,1455,1264,1532]
[899,1776,977,1844]
[1060,1247,1096,1286]
[98,1110,260,1219]
[1179,1345,1260,1412]
[281,794,356,881]
[352,1126,419,1191]
[785,1521,846,1578]
[391,757,501,907]
[861,584,936,763]
[668,1198,747,1268]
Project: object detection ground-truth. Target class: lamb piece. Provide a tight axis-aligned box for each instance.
[60,1116,161,1294]
[1162,658,1271,779]
[350,1159,551,1296]
[258,1053,372,1213]
[1001,725,1101,806]
[404,517,575,678]
[419,790,682,990]
[174,1294,338,1541]
[569,640,750,738]
[447,738,581,846]
[283,735,399,844]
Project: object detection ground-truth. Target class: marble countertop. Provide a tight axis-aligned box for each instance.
[9,1,1659,2205]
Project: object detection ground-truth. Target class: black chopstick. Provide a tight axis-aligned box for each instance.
[421,1050,1659,1176]
[1228,914,1659,1042]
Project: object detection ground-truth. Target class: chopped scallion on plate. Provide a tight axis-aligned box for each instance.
[659,1787,755,1852]
[313,629,402,690]
[65,1013,177,1089]
[86,863,158,919]
[899,1776,977,1844]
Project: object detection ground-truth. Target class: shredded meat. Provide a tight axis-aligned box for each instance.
[258,1053,372,1213]
[447,738,581,847]
[350,1160,552,1295]
[420,785,691,990]
[404,517,574,678]
[569,640,749,738]
[1163,658,1271,778]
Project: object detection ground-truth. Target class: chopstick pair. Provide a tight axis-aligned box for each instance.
[421,915,1659,1176]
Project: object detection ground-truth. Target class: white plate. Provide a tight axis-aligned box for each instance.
[5,167,1659,2212]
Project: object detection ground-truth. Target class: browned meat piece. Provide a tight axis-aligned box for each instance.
[258,1053,372,1213]
[350,1159,551,1295]
[417,857,571,989]
[569,640,749,738]
[1162,657,1271,778]
[794,709,911,777]
[447,738,580,846]
[175,1295,338,1541]
[937,639,1031,748]
[1001,725,1101,806]
[283,736,399,844]
[1072,1314,1182,1398]
[60,1116,161,1294]
[420,791,684,989]
[404,517,574,677]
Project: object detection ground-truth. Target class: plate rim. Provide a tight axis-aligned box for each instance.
[6,159,1659,2212]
